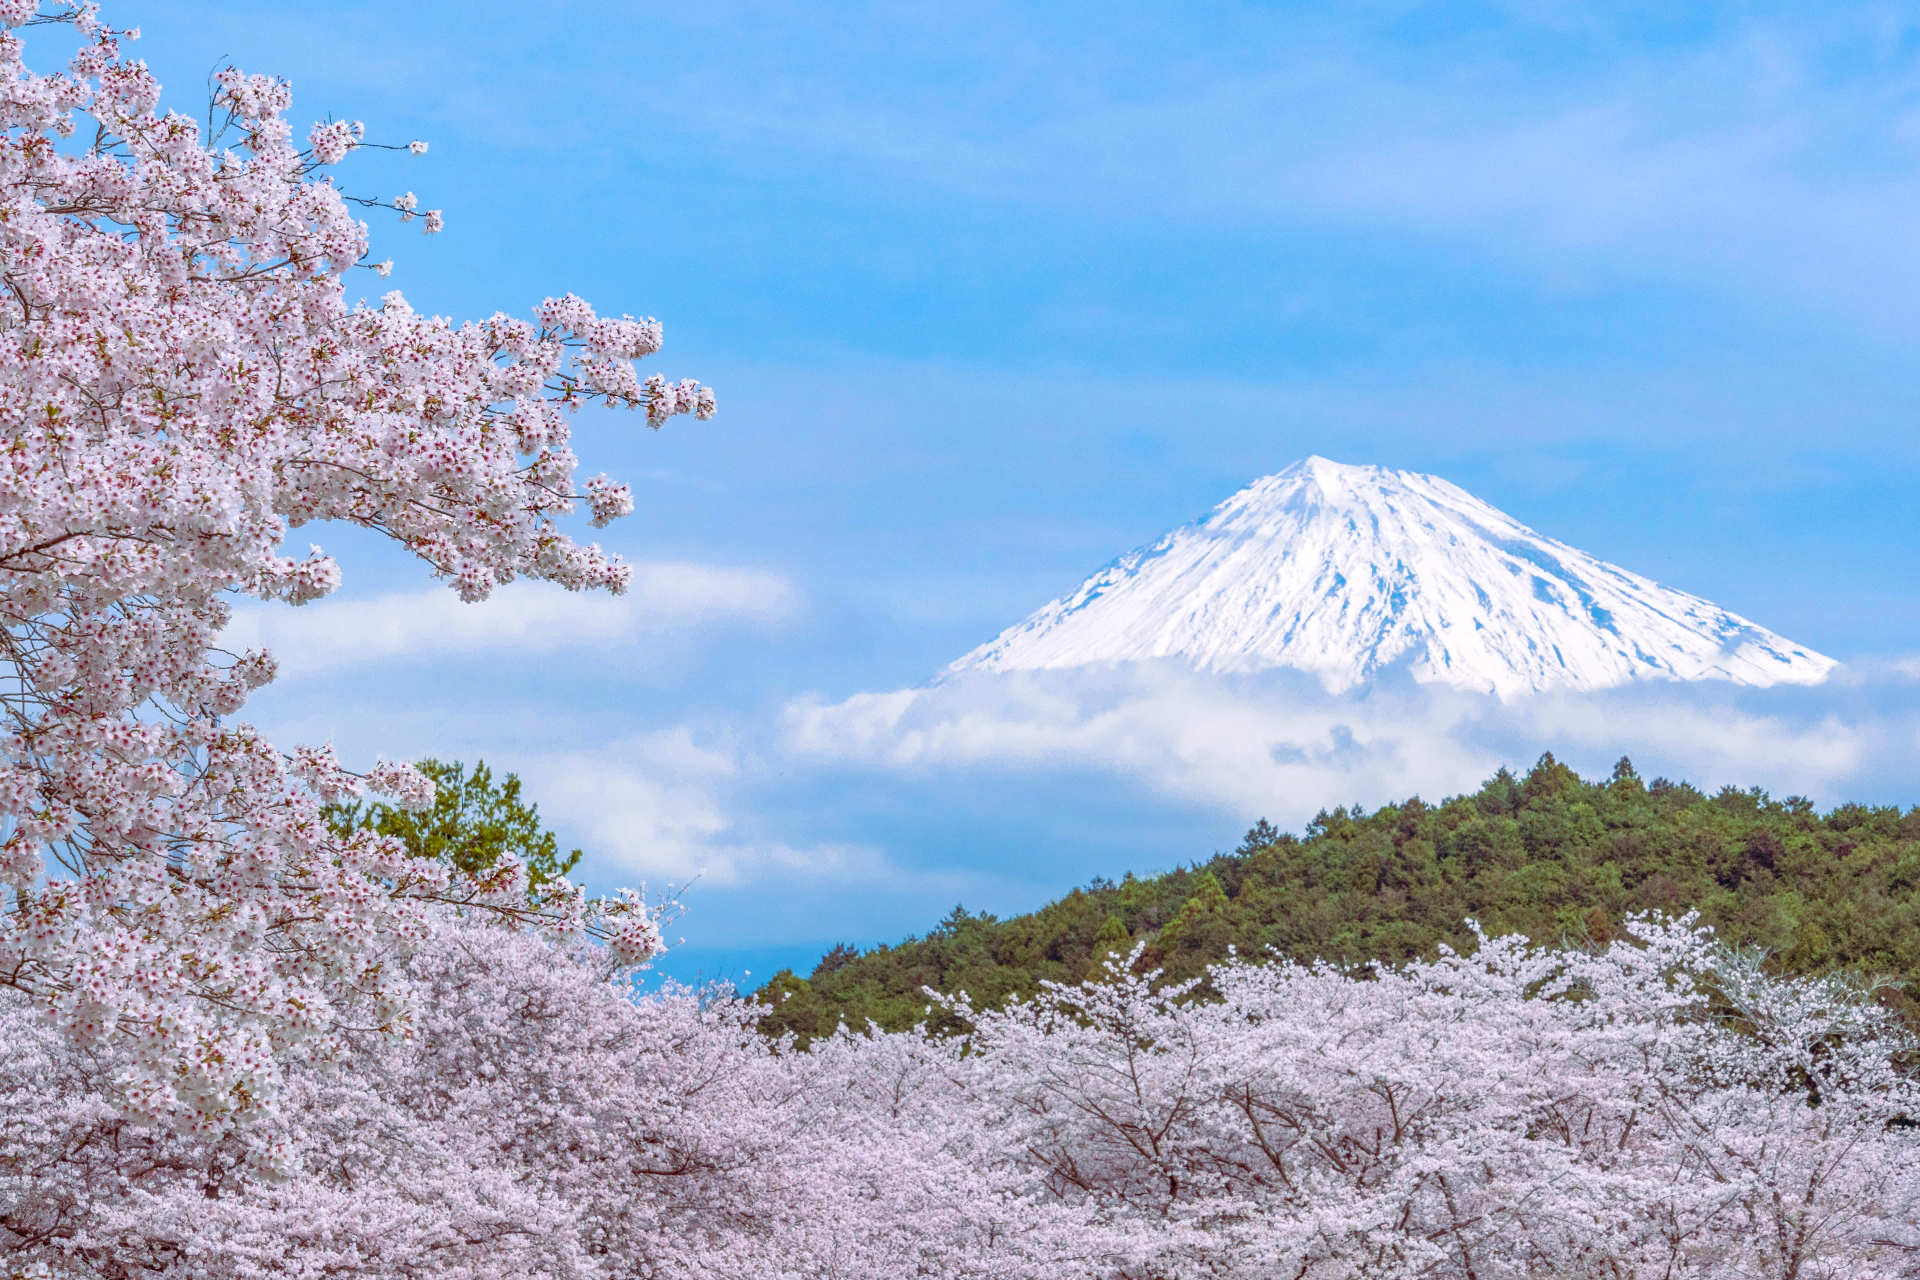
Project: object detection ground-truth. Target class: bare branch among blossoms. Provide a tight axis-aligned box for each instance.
[0,0,700,1131]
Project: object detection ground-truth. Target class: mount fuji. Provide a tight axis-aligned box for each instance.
[946,457,1835,698]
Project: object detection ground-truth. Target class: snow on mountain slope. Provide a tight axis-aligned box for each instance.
[946,457,1835,697]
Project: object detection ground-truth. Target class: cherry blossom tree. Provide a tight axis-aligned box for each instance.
[956,915,1920,1278]
[0,918,1090,1279]
[0,0,706,1143]
[6,913,1918,1278]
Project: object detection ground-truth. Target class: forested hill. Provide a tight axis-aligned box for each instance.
[754,755,1920,1041]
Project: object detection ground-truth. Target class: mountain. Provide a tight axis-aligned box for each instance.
[946,456,1834,697]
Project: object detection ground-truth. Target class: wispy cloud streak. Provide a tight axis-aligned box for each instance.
[224,565,799,677]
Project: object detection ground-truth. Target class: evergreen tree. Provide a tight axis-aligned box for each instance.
[1237,819,1282,854]
[324,759,582,888]
[1086,915,1132,980]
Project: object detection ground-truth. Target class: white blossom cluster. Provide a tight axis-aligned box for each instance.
[0,1,702,1137]
[3,914,1916,1278]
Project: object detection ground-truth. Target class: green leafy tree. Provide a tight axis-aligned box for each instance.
[323,759,581,889]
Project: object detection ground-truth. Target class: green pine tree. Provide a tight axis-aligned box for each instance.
[322,758,581,889]
[1086,914,1133,980]
[1153,869,1236,978]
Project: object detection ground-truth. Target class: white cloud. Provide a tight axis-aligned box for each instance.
[223,563,799,677]
[786,667,1498,820]
[1859,653,1920,682]
[784,663,1908,826]
[524,728,886,888]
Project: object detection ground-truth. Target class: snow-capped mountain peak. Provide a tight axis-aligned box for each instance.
[945,457,1834,697]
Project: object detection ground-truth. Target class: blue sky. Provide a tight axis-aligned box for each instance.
[125,1,1920,982]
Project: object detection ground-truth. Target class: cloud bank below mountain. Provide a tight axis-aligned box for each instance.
[784,661,1912,829]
